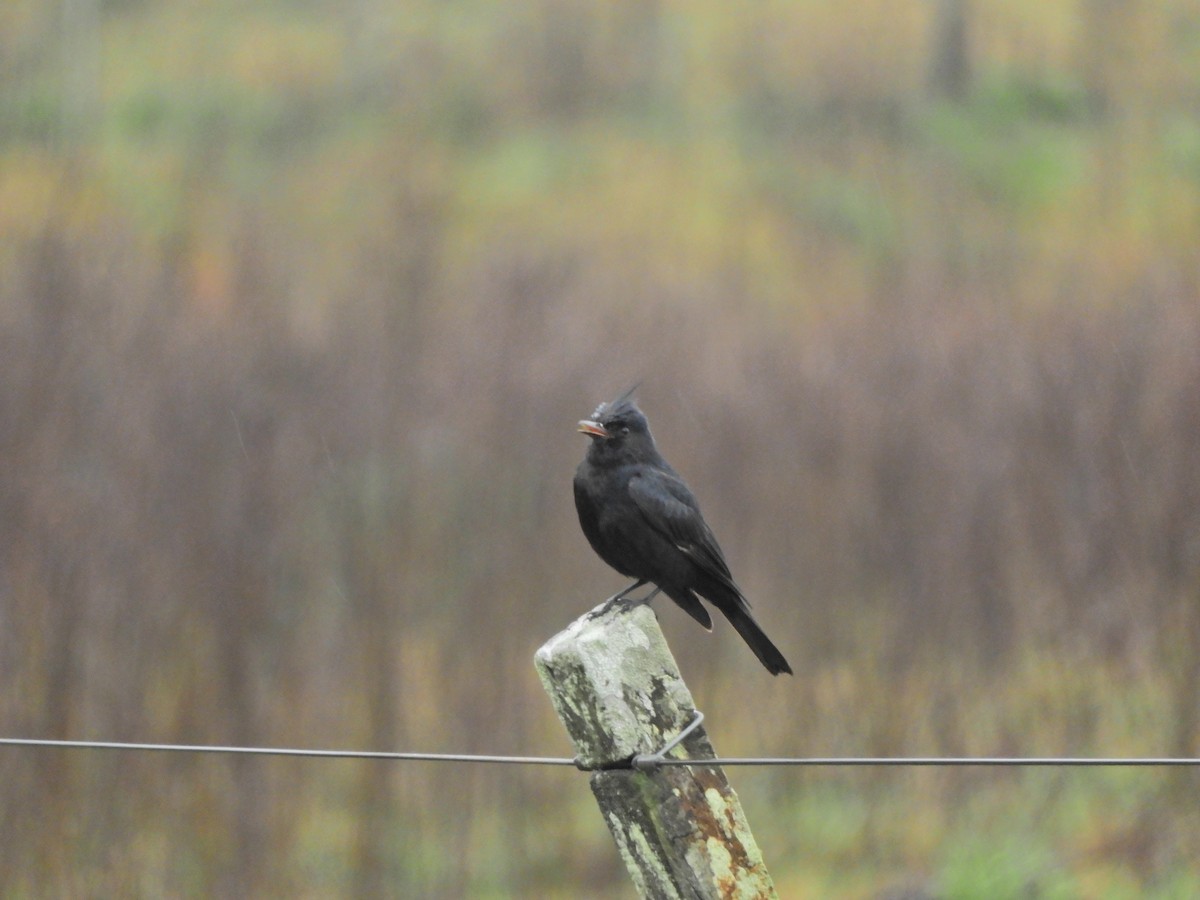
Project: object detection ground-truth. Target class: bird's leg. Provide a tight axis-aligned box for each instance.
[610,578,647,604]
[595,583,664,620]
[624,585,662,608]
[596,579,647,615]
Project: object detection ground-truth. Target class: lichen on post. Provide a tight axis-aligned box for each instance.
[535,601,778,899]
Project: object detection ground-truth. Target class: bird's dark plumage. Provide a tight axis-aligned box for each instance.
[573,390,792,676]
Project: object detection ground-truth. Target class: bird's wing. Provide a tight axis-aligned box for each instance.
[573,475,605,554]
[627,469,739,591]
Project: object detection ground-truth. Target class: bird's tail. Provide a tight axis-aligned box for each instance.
[725,605,793,676]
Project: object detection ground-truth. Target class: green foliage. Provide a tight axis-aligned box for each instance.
[939,833,1077,900]
[796,173,898,259]
[0,82,62,145]
[4,1,1200,896]
[921,73,1091,212]
[1163,115,1200,181]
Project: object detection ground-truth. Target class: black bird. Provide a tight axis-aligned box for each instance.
[573,389,792,676]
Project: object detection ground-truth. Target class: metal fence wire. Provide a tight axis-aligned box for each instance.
[3,736,1198,770]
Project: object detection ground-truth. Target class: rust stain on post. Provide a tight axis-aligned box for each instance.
[536,602,778,899]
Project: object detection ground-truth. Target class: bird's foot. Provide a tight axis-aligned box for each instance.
[622,585,661,609]
[590,580,658,619]
[601,585,662,616]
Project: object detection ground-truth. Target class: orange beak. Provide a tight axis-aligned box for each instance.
[577,419,609,438]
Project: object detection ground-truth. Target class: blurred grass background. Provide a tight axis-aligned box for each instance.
[2,0,1200,896]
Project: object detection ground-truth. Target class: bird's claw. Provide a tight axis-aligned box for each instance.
[593,584,662,618]
[625,585,662,608]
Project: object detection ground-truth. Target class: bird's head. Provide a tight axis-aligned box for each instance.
[577,387,659,464]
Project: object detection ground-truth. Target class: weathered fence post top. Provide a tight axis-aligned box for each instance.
[535,601,701,769]
[536,601,779,899]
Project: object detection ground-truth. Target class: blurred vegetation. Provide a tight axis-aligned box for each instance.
[2,0,1200,896]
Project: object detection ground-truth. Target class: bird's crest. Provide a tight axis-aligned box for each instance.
[593,382,642,422]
